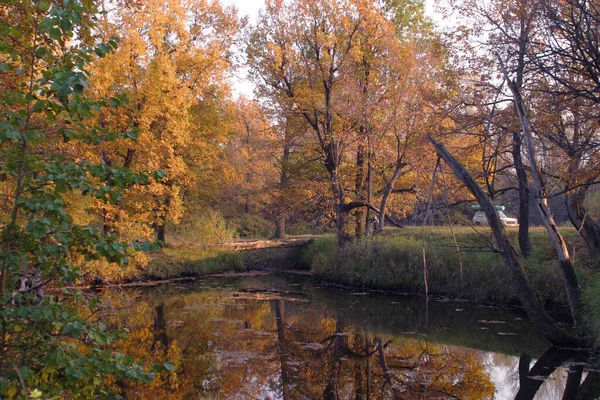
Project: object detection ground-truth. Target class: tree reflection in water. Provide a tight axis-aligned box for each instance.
[105,275,600,399]
[515,347,600,400]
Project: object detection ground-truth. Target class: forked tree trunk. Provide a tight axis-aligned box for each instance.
[430,138,582,347]
[376,162,405,233]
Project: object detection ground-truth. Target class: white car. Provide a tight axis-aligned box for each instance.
[473,210,519,226]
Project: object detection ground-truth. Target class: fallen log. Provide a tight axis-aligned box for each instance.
[203,237,315,251]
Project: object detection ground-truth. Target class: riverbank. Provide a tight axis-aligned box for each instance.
[121,241,308,282]
[304,227,596,308]
[118,226,600,338]
[122,226,598,309]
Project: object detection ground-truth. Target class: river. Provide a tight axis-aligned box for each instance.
[111,272,600,399]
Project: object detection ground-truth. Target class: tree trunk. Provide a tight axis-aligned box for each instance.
[506,78,582,327]
[512,132,532,257]
[274,215,286,239]
[376,162,405,233]
[156,223,166,244]
[273,143,291,239]
[430,138,582,346]
[335,203,350,247]
[353,333,364,400]
[154,196,170,245]
[354,139,366,238]
[365,149,373,236]
[152,303,168,350]
[565,184,600,255]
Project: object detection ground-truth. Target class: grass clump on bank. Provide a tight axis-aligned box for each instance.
[135,247,244,280]
[304,226,592,307]
[583,265,600,344]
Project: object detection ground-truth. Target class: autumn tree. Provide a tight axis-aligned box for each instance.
[89,0,242,244]
[0,1,166,395]
[429,0,597,345]
[248,0,442,245]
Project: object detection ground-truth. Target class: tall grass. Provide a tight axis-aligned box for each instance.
[305,226,592,306]
[129,247,244,281]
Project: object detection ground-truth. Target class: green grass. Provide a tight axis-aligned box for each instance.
[133,247,245,281]
[304,226,595,307]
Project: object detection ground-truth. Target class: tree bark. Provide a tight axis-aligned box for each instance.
[273,143,291,239]
[565,183,600,255]
[506,76,582,327]
[512,132,532,257]
[365,148,373,236]
[376,162,406,233]
[355,139,366,238]
[430,138,582,346]
[274,215,286,239]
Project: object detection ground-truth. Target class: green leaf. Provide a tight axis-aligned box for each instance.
[35,46,47,58]
[49,28,62,41]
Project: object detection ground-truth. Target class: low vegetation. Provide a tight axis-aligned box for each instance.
[129,247,244,281]
[303,227,594,308]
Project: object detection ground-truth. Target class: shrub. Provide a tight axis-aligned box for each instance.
[230,213,275,239]
[169,209,236,245]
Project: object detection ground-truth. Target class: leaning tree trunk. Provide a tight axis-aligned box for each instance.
[376,162,406,233]
[512,132,532,257]
[507,78,582,327]
[565,177,600,255]
[430,138,582,347]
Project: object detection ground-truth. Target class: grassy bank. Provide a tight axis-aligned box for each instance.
[130,247,245,281]
[120,244,308,282]
[303,226,596,308]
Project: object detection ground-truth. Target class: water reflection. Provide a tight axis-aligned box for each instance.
[109,273,600,399]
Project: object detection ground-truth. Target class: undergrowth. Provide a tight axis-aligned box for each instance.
[304,226,592,308]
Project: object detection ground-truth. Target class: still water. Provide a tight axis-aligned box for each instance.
[113,272,600,399]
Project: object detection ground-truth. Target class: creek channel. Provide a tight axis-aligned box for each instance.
[114,272,600,399]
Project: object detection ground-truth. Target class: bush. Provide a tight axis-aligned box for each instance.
[230,213,275,239]
[0,2,163,396]
[169,209,236,244]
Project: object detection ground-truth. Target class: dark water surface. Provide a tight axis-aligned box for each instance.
[115,272,600,399]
